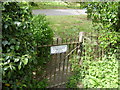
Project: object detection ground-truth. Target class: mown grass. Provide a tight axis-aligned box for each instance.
[46,15,93,38]
[30,2,81,10]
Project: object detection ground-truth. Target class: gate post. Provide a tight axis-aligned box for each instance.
[79,32,84,43]
[78,32,85,65]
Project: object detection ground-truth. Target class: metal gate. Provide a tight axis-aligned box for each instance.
[37,32,84,88]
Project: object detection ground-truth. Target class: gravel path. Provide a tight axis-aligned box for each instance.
[32,9,87,16]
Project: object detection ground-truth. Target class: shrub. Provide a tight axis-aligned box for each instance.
[2,2,33,88]
[30,15,53,66]
[2,2,53,88]
[67,2,120,88]
[86,2,120,57]
[81,2,119,88]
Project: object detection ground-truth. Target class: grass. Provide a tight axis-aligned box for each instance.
[30,2,81,10]
[46,15,93,39]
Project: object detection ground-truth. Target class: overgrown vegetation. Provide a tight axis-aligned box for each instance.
[86,2,120,58]
[82,55,118,88]
[2,2,53,88]
[67,50,119,88]
[67,2,120,88]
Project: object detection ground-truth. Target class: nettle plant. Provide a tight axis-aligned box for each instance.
[2,2,53,88]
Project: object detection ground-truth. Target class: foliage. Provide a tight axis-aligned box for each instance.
[30,15,53,66]
[31,15,53,46]
[67,45,119,88]
[86,2,119,28]
[86,2,120,41]
[67,2,120,88]
[66,55,82,88]
[66,75,78,88]
[86,2,120,60]
[2,2,53,88]
[82,55,119,88]
[2,2,32,87]
[79,2,119,88]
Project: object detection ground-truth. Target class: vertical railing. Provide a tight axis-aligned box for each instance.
[83,32,106,61]
[41,32,85,87]
[78,32,84,65]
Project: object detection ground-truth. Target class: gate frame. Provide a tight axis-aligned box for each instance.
[36,32,85,88]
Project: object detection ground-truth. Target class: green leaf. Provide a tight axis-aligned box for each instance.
[2,40,8,46]
[18,65,21,70]
[4,66,9,71]
[15,46,19,50]
[23,58,28,65]
[18,62,22,70]
[14,58,19,62]
[10,46,14,50]
[9,63,13,70]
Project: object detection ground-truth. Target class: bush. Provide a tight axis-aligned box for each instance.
[86,2,119,31]
[67,2,120,88]
[2,2,53,88]
[2,2,33,88]
[86,2,120,57]
[81,3,119,88]
[30,15,53,66]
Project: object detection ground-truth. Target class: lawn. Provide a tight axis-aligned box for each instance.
[46,15,93,39]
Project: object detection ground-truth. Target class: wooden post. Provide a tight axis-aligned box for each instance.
[78,32,85,65]
[79,32,84,43]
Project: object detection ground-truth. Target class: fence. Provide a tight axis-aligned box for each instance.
[35,31,109,88]
[83,32,106,61]
[35,32,84,88]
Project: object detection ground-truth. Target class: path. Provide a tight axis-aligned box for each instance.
[32,9,87,15]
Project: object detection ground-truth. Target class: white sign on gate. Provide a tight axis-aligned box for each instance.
[50,45,67,54]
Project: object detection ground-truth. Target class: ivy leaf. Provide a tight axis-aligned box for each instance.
[15,46,19,50]
[4,66,9,71]
[9,63,13,70]
[4,25,8,29]
[2,41,8,46]
[14,58,19,62]
[18,65,21,70]
[14,21,21,26]
[18,62,22,70]
[10,46,14,50]
[6,56,10,60]
[23,58,28,65]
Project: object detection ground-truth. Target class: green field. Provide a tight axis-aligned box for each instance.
[46,15,93,38]
[30,2,81,10]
